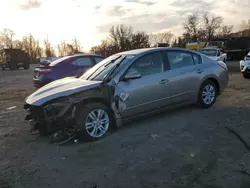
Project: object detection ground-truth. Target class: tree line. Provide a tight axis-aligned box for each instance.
[0,29,82,63]
[91,12,250,55]
[0,11,249,61]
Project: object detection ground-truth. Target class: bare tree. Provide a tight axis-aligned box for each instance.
[72,38,81,52]
[109,24,133,51]
[12,40,24,49]
[149,31,174,47]
[43,36,55,57]
[202,12,223,41]
[0,28,15,48]
[131,31,150,49]
[22,34,42,61]
[240,19,250,30]
[218,25,234,37]
[57,41,67,57]
[240,19,250,36]
[108,24,151,51]
[183,13,201,41]
[57,41,76,56]
[90,39,119,57]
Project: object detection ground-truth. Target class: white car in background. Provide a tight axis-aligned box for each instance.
[239,51,250,78]
[200,47,227,62]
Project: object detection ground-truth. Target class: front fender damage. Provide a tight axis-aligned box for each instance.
[24,83,130,143]
[110,84,129,128]
[24,91,97,143]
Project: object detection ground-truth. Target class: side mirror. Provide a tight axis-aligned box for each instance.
[123,69,141,81]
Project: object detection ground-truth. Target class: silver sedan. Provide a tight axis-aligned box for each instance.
[24,47,229,141]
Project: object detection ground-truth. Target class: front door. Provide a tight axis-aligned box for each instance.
[163,50,203,104]
[115,51,173,118]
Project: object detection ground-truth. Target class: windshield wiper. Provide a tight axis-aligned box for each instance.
[104,55,122,67]
[103,56,126,82]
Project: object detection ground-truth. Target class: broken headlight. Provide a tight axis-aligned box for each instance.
[44,100,72,118]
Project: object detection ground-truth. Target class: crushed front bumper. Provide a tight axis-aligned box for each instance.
[24,101,76,134]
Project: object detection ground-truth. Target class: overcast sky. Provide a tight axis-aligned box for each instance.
[0,0,249,50]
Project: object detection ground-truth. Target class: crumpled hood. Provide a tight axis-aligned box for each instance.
[25,77,102,106]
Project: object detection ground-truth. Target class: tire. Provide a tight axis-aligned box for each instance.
[243,73,250,79]
[197,80,217,108]
[9,62,17,70]
[76,102,114,141]
[23,63,30,69]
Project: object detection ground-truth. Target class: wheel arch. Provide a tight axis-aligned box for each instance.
[200,76,220,94]
[75,97,111,111]
[75,97,117,127]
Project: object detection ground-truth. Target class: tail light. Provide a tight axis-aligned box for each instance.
[39,69,52,75]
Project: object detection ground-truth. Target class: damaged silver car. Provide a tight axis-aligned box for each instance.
[24,48,229,140]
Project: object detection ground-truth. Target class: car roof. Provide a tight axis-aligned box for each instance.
[67,53,104,58]
[117,47,199,56]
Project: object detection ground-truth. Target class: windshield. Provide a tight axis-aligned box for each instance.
[49,56,71,66]
[80,54,125,81]
[200,49,217,56]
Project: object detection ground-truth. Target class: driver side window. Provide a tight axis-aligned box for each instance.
[126,52,164,77]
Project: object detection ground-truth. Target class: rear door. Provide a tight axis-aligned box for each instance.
[71,56,95,77]
[163,50,203,104]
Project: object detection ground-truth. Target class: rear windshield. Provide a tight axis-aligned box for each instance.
[49,56,71,66]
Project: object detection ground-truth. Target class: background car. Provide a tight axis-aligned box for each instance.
[25,48,229,141]
[200,47,227,62]
[239,51,250,78]
[33,54,104,88]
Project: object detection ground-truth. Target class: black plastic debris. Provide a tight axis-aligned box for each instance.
[49,128,77,145]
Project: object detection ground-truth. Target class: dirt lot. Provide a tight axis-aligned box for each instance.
[1,62,250,188]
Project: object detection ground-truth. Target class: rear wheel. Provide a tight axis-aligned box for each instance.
[197,80,217,108]
[243,73,250,79]
[76,102,113,141]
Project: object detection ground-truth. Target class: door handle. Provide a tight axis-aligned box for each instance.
[159,79,169,84]
[196,69,204,74]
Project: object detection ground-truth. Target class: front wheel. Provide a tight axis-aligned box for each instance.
[9,62,17,70]
[23,62,30,69]
[76,102,113,141]
[197,80,217,108]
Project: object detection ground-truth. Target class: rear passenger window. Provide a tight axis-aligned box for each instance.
[72,57,93,66]
[192,54,201,64]
[167,51,195,70]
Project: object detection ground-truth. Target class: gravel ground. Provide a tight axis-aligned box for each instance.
[1,62,250,188]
